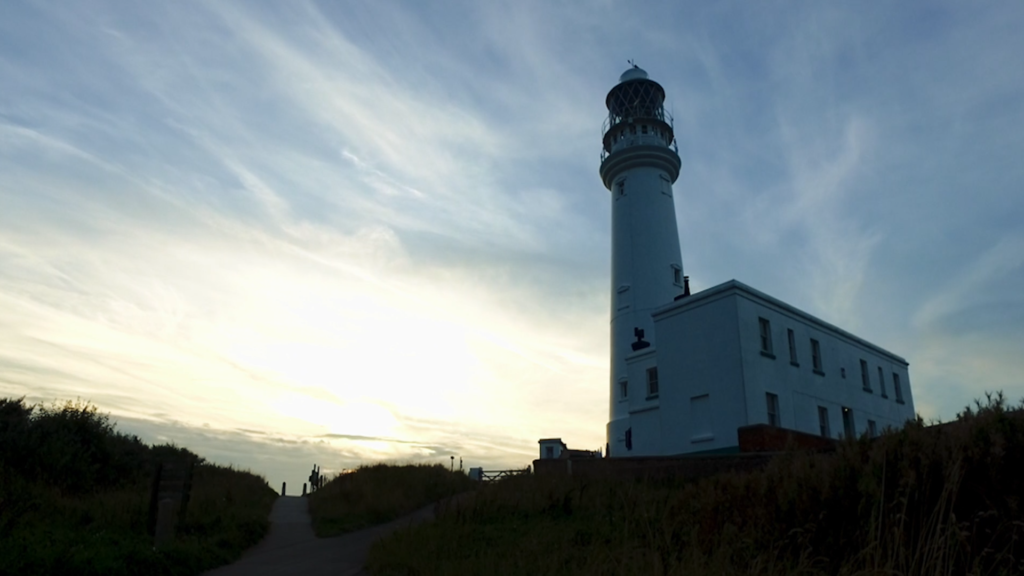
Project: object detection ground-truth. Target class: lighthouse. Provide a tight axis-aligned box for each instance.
[536,65,916,463]
[600,65,685,456]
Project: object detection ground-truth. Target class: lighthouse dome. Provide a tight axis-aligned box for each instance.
[619,66,649,83]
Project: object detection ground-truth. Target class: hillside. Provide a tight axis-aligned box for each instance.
[368,393,1024,576]
[0,397,277,576]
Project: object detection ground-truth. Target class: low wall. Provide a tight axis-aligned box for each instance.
[533,452,776,481]
[534,424,836,481]
[737,424,837,453]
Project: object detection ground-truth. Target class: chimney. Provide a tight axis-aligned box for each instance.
[683,275,691,297]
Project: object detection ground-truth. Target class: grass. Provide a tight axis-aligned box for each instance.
[0,397,278,576]
[367,392,1024,576]
[308,463,476,537]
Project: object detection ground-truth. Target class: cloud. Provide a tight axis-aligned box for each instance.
[1,0,1023,487]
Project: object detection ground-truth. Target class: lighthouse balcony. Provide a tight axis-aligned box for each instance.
[601,117,676,160]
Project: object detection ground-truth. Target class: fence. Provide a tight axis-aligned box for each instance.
[469,467,531,482]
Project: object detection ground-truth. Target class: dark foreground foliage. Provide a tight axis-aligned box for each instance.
[0,397,277,576]
[368,393,1024,576]
[308,463,475,537]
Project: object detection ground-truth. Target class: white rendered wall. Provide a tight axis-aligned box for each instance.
[638,280,916,456]
[606,163,684,455]
[651,291,748,454]
[733,294,915,439]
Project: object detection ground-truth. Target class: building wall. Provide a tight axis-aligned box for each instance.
[734,291,915,440]
[609,165,684,422]
[650,291,748,455]
[620,280,917,458]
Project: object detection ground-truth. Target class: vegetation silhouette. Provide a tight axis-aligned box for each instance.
[368,393,1024,576]
[0,397,276,576]
[309,462,474,537]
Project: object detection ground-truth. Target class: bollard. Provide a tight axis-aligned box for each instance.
[281,481,286,496]
[302,482,307,496]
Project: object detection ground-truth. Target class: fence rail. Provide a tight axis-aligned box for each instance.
[476,468,530,482]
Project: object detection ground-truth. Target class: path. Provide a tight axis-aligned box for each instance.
[202,496,435,576]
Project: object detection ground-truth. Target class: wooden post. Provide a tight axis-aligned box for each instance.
[154,498,177,549]
[179,459,195,521]
[147,462,164,537]
[281,481,287,496]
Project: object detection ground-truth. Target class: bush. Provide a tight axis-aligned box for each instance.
[368,393,1024,576]
[309,463,475,536]
[0,397,277,576]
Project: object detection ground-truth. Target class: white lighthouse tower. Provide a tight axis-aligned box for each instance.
[600,65,685,456]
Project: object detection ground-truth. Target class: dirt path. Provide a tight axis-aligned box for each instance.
[202,496,434,576]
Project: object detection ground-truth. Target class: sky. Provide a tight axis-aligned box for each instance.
[1,1,1022,489]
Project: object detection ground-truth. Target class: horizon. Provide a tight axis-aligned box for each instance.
[2,1,1022,488]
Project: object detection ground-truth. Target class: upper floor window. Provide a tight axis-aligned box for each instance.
[818,406,831,438]
[868,420,878,438]
[646,367,659,398]
[619,378,628,399]
[860,359,871,392]
[893,373,905,404]
[811,339,823,373]
[759,318,774,357]
[787,329,798,365]
[672,265,682,286]
[878,366,887,398]
[766,393,780,427]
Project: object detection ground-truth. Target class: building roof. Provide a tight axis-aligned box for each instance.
[652,279,909,365]
[537,438,567,445]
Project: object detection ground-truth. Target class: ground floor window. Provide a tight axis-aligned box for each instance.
[842,406,856,438]
[818,406,830,438]
[766,393,780,427]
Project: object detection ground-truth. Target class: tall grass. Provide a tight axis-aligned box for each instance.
[0,397,277,576]
[308,463,475,537]
[368,393,1024,576]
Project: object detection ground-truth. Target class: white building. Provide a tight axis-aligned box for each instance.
[599,66,915,457]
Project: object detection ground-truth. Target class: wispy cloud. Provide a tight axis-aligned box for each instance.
[1,0,1022,487]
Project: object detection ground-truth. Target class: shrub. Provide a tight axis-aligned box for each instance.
[309,462,475,536]
[369,393,1024,576]
[0,397,277,576]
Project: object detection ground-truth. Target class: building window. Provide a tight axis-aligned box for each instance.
[842,406,855,438]
[646,367,659,398]
[766,393,780,427]
[672,266,682,286]
[841,368,846,379]
[868,420,878,438]
[893,373,905,404]
[818,406,830,438]
[860,359,871,392]
[660,174,672,197]
[545,446,554,459]
[811,339,823,374]
[630,125,637,135]
[619,379,628,399]
[787,329,798,365]
[878,367,887,398]
[759,318,774,358]
[641,124,648,134]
